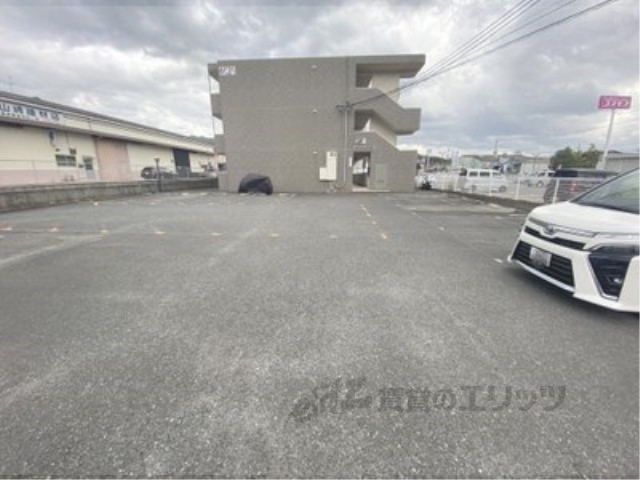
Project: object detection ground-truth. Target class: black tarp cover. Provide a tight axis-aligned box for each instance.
[238,173,274,195]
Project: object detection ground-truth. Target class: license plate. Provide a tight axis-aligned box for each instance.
[529,246,552,268]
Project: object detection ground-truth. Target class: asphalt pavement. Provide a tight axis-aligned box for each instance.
[0,190,637,478]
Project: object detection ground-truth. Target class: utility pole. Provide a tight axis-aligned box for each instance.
[154,157,161,192]
[599,109,616,169]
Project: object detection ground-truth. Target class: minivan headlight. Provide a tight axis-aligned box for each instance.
[589,244,639,256]
[588,244,639,298]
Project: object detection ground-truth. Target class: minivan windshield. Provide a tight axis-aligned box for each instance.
[573,169,639,214]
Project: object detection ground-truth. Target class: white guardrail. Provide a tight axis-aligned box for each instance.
[426,173,608,205]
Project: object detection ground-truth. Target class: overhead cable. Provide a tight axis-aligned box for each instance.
[350,0,622,108]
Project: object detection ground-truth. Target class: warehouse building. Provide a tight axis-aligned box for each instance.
[0,91,215,187]
[208,54,425,193]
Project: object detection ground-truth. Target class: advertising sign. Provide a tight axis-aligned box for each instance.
[598,95,632,109]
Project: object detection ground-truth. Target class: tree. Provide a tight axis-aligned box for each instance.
[580,144,600,168]
[550,145,601,169]
[550,147,575,169]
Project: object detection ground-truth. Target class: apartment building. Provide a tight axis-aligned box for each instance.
[208,54,425,193]
[0,91,214,186]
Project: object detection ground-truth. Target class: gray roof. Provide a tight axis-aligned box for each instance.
[0,90,213,148]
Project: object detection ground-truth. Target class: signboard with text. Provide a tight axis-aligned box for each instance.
[598,95,632,109]
[0,101,65,125]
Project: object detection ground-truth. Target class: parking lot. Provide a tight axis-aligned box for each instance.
[0,190,638,478]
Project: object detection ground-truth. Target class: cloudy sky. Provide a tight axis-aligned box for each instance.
[1,0,638,157]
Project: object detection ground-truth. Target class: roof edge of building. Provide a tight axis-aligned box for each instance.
[0,90,214,150]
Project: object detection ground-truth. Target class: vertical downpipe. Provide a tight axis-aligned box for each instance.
[336,57,350,190]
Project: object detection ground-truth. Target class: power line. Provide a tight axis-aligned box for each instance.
[368,0,542,103]
[350,0,622,107]
[418,0,541,80]
[421,0,621,83]
[468,0,582,58]
[348,0,541,107]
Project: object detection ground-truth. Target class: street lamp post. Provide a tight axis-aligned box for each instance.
[154,157,161,192]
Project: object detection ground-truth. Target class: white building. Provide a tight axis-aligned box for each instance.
[602,151,640,173]
[0,91,214,186]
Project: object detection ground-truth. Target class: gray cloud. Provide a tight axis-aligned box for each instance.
[1,0,637,155]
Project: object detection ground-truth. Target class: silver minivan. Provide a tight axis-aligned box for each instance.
[458,168,508,193]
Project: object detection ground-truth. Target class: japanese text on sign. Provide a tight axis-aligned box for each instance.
[0,101,65,124]
[598,95,632,109]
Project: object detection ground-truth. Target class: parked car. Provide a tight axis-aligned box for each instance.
[238,173,273,195]
[190,168,219,179]
[415,172,437,190]
[200,167,218,179]
[140,166,177,179]
[525,170,554,188]
[543,168,616,203]
[509,168,639,312]
[458,168,508,193]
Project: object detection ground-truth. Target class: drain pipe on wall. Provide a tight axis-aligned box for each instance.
[335,102,352,190]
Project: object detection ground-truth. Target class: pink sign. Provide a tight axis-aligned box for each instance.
[598,95,632,109]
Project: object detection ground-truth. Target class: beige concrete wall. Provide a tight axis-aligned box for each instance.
[0,124,54,166]
[191,152,216,171]
[370,73,400,102]
[368,116,396,145]
[127,143,176,178]
[211,55,423,193]
[0,92,215,186]
[0,121,214,186]
[216,56,350,193]
[0,124,100,185]
[355,133,416,192]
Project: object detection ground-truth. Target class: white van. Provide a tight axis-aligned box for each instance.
[525,170,554,188]
[458,168,508,193]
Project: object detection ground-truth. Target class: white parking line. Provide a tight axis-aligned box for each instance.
[0,235,103,270]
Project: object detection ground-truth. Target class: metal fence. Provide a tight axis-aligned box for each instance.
[0,159,217,187]
[427,173,608,205]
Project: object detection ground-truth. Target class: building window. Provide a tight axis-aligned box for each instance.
[55,154,77,167]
